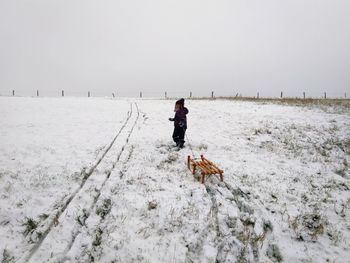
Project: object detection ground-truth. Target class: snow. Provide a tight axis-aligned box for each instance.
[0,97,349,262]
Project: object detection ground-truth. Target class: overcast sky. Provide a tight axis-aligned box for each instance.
[0,0,349,98]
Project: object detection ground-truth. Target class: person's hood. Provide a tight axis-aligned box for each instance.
[175,98,185,107]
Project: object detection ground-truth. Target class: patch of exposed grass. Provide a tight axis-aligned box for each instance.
[343,138,350,154]
[327,227,344,245]
[254,128,272,135]
[76,209,88,226]
[92,227,103,247]
[288,210,326,241]
[96,199,112,220]
[197,143,208,151]
[1,249,15,263]
[38,213,49,220]
[157,152,179,169]
[21,217,38,237]
[266,243,283,262]
[335,167,347,177]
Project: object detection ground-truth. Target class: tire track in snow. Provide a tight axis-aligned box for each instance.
[65,144,138,261]
[61,103,141,259]
[18,102,136,263]
[64,105,145,261]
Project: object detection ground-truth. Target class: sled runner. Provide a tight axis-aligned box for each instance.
[187,155,224,183]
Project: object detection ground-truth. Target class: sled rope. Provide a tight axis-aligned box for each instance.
[185,132,197,159]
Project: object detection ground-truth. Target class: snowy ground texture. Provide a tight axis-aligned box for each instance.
[0,97,349,263]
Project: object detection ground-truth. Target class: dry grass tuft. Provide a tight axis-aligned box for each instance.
[288,210,326,241]
[21,217,38,236]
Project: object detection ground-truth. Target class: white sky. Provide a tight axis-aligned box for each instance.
[0,0,349,98]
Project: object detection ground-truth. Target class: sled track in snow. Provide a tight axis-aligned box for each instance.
[185,184,220,263]
[19,102,139,263]
[186,177,273,263]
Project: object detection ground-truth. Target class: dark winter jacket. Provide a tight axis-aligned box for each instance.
[173,107,189,129]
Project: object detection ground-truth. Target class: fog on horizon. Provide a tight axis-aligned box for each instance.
[0,0,349,98]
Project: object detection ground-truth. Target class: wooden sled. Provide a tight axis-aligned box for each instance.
[187,155,224,183]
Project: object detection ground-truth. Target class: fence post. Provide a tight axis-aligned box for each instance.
[165,91,167,99]
[88,91,90,97]
[140,92,142,98]
[37,90,39,97]
[257,92,259,99]
[62,90,64,97]
[211,91,214,98]
[190,91,192,98]
[303,92,305,99]
[280,91,283,98]
[112,93,115,98]
[12,90,15,96]
[345,92,347,98]
[324,92,327,99]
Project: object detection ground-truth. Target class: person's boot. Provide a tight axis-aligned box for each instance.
[178,141,184,148]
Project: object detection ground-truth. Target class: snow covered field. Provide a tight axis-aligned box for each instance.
[0,97,349,262]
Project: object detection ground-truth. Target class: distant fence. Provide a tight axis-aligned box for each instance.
[2,90,349,99]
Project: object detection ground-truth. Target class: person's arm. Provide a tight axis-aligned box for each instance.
[169,112,177,121]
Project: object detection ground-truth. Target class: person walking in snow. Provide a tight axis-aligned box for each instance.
[169,98,189,148]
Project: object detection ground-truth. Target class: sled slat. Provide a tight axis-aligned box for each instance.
[201,157,224,174]
[196,162,212,175]
[200,159,218,174]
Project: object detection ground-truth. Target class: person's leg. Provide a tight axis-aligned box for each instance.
[178,128,186,148]
[172,126,180,145]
